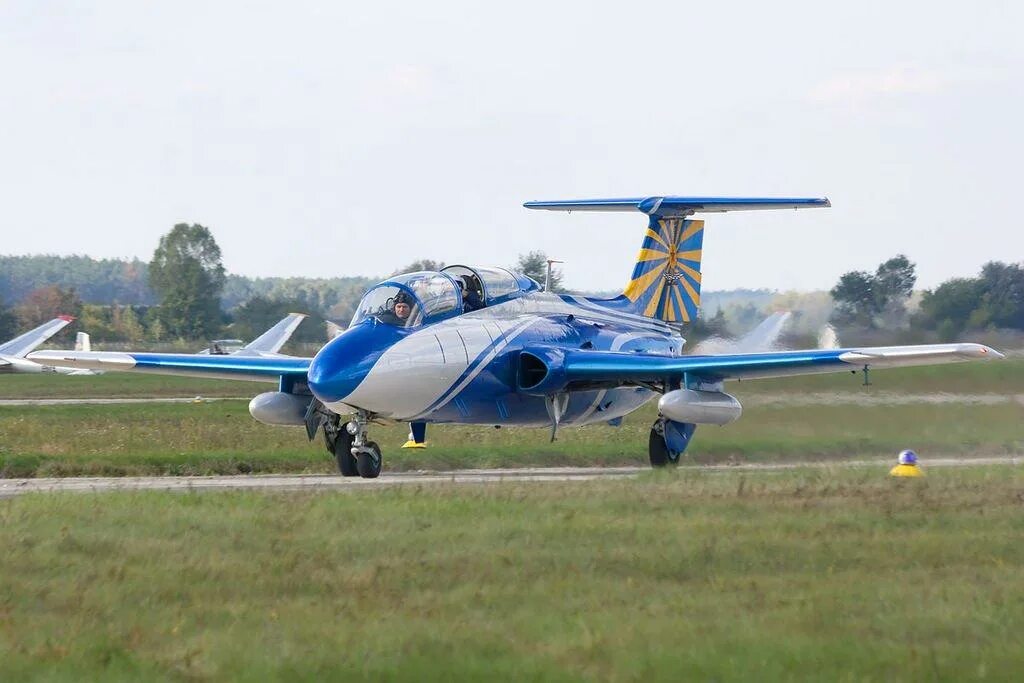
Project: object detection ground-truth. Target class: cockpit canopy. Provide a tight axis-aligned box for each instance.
[350,272,460,329]
[350,266,540,328]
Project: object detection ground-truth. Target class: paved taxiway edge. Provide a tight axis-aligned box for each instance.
[1,457,1020,497]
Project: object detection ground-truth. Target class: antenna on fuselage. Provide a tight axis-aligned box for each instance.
[544,258,564,292]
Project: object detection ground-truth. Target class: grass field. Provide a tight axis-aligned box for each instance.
[0,400,1021,477]
[1,467,1022,680]
[1,360,1021,477]
[0,373,257,399]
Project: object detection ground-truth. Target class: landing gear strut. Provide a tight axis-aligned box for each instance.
[648,417,696,468]
[348,411,382,479]
[648,419,677,468]
[323,414,357,476]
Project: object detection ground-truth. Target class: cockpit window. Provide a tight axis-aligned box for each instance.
[474,267,519,300]
[405,273,460,319]
[349,273,461,328]
[440,266,485,310]
[350,286,422,328]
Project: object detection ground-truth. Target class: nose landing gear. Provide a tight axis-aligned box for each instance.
[323,411,383,478]
[355,442,382,478]
[323,414,357,476]
[348,411,383,479]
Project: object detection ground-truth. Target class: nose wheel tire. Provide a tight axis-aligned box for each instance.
[356,442,383,479]
[325,428,358,477]
[648,424,678,468]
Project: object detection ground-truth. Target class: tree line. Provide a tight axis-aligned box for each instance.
[830,255,1024,339]
[5,222,1016,347]
[0,225,565,345]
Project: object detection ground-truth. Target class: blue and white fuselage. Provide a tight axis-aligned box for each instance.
[309,289,679,427]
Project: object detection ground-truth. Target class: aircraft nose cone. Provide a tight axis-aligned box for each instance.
[307,322,395,405]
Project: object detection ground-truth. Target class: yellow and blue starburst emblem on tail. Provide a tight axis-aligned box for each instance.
[621,217,704,322]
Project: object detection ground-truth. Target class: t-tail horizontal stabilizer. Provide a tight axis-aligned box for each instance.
[524,196,830,216]
[524,195,829,324]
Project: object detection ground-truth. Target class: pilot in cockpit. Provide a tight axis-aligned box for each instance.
[379,291,413,325]
[459,276,484,312]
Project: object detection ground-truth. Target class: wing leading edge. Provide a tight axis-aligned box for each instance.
[524,343,1002,390]
[27,350,311,382]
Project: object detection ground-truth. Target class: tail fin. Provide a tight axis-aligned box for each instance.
[524,195,830,323]
[622,216,704,322]
[0,316,73,357]
[238,313,307,355]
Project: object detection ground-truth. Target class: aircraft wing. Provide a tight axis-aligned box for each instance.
[235,313,308,355]
[27,350,311,382]
[520,343,1003,392]
[0,316,74,357]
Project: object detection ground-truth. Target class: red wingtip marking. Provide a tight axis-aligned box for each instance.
[57,315,75,322]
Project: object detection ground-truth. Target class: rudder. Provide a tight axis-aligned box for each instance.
[621,216,704,322]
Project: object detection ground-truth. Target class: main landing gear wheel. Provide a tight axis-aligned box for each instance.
[325,425,357,477]
[648,422,679,468]
[356,441,382,479]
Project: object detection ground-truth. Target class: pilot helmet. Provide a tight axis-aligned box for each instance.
[898,449,918,466]
[394,291,411,306]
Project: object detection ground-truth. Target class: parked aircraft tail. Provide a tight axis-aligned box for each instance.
[239,313,307,355]
[524,196,829,323]
[0,316,73,358]
[691,311,793,354]
[326,320,346,340]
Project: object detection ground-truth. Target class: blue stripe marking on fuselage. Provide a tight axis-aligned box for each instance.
[409,316,542,420]
[414,318,675,425]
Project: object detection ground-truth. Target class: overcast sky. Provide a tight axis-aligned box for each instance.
[1,1,1021,292]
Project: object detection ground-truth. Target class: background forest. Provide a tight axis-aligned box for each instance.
[1,224,1021,350]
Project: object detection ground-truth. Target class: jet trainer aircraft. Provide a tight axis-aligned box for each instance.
[31,196,1004,478]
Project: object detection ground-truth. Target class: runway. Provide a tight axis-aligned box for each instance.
[1,457,1019,497]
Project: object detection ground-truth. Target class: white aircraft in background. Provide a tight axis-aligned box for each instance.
[326,320,346,341]
[691,311,794,354]
[83,313,307,358]
[0,316,88,374]
[197,313,308,356]
[2,313,306,377]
